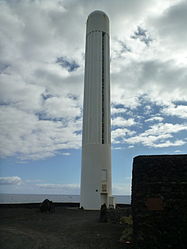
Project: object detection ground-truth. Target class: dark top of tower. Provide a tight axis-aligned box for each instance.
[87,10,109,35]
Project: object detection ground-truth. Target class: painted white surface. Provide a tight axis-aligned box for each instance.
[81,144,112,209]
[86,10,109,34]
[80,11,111,210]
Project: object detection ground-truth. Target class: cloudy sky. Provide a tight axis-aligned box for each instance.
[0,0,187,196]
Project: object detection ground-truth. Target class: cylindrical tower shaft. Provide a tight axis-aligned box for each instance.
[80,11,112,210]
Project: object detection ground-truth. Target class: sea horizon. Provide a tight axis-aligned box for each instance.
[0,193,131,204]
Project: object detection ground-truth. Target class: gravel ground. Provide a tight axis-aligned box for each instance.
[0,206,132,249]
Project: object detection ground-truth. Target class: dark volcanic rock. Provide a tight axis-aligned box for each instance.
[132,154,187,249]
[99,203,108,222]
[40,199,54,213]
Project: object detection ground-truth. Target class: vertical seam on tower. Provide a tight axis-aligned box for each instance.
[102,32,105,144]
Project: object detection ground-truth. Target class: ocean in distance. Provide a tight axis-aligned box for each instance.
[0,194,131,205]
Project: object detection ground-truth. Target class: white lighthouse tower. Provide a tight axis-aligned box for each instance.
[80,11,112,210]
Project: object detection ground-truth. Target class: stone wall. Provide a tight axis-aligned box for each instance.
[132,155,187,249]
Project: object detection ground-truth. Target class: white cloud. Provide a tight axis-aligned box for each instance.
[112,117,135,127]
[0,176,22,185]
[111,106,127,115]
[162,104,187,119]
[0,106,81,160]
[112,59,187,108]
[145,116,164,122]
[112,128,136,144]
[125,133,172,147]
[149,0,187,52]
[125,123,187,148]
[153,140,185,148]
[112,147,123,150]
[174,150,182,153]
[111,84,140,109]
[144,123,187,136]
[62,152,71,156]
[43,96,81,120]
[112,121,187,148]
[0,0,187,161]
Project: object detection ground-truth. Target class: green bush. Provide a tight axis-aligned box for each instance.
[120,216,133,243]
[120,215,133,225]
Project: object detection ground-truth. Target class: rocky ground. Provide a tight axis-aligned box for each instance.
[0,206,132,249]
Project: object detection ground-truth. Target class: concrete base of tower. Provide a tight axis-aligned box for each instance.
[80,144,112,210]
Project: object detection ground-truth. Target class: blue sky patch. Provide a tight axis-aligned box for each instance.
[131,26,153,46]
[56,57,80,72]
